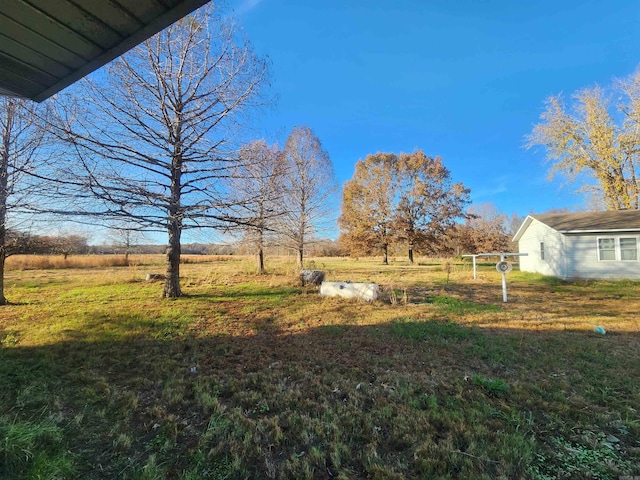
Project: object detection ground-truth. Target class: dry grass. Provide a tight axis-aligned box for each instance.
[5,253,238,270]
[1,256,639,479]
[6,254,132,270]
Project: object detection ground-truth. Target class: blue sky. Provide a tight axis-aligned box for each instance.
[229,0,640,218]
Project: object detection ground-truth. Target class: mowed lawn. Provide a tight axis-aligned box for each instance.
[1,256,639,479]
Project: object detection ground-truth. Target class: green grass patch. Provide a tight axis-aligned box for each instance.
[532,433,635,480]
[431,294,501,314]
[471,375,510,397]
[0,414,76,479]
[390,318,479,342]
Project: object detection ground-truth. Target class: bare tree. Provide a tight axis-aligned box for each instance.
[0,97,47,305]
[527,68,640,210]
[506,212,527,251]
[507,212,526,237]
[455,203,510,254]
[230,140,285,274]
[49,5,269,298]
[108,225,146,264]
[278,126,338,268]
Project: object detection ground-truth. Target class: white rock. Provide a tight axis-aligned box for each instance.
[320,281,379,302]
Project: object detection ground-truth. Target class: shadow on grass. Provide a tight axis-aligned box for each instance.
[1,316,639,480]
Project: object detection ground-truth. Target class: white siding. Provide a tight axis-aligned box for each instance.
[565,233,640,279]
[517,219,566,277]
[517,218,640,279]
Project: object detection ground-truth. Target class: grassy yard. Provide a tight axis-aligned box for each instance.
[1,256,639,479]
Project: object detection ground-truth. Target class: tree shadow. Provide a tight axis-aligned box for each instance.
[2,299,639,479]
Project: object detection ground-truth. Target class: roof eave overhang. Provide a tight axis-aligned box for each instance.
[512,215,534,242]
[2,0,210,102]
[33,0,209,102]
[560,229,640,235]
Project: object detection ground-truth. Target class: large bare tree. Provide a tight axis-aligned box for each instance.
[50,5,269,298]
[0,97,47,305]
[527,69,640,210]
[278,126,337,268]
[230,140,285,274]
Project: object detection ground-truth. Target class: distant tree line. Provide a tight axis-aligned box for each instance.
[3,231,89,258]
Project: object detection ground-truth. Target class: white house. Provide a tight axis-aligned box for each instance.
[513,211,640,279]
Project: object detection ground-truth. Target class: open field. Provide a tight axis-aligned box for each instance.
[4,254,231,271]
[1,256,639,479]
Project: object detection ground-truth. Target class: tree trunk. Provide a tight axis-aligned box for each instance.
[256,228,265,274]
[257,247,265,275]
[163,106,184,299]
[0,133,8,305]
[164,129,183,298]
[297,220,305,269]
[297,247,303,269]
[164,219,182,298]
[408,239,414,264]
[0,252,6,305]
[382,244,388,265]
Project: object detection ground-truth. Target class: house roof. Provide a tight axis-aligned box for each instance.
[0,0,210,102]
[513,210,640,242]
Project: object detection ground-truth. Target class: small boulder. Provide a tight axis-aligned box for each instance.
[146,273,166,282]
[300,269,325,286]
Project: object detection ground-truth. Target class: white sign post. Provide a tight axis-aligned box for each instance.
[462,252,528,303]
[496,255,513,302]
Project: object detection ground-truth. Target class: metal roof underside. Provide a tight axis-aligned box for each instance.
[0,0,210,102]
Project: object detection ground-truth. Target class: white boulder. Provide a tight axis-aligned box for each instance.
[319,281,379,302]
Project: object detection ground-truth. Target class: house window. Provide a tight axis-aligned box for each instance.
[540,242,545,260]
[598,238,616,261]
[597,237,638,261]
[620,237,638,261]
